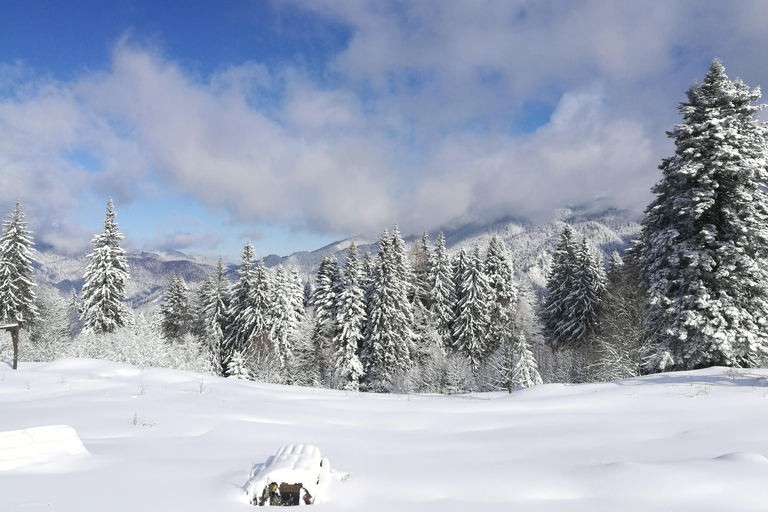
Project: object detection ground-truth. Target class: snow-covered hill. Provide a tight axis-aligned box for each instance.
[1,359,766,511]
[31,207,640,302]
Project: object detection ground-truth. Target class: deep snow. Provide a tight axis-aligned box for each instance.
[1,359,768,511]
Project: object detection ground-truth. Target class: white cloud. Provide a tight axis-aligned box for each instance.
[4,1,768,253]
[144,230,224,252]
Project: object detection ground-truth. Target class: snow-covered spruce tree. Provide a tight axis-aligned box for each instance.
[227,349,251,380]
[511,328,543,389]
[564,239,606,344]
[542,226,578,349]
[637,59,768,371]
[243,258,273,379]
[361,228,414,391]
[450,246,469,342]
[197,257,230,375]
[452,244,491,373]
[485,235,518,360]
[80,198,130,334]
[0,200,38,326]
[311,255,340,384]
[160,273,191,341]
[223,242,257,375]
[312,255,340,343]
[269,265,303,374]
[332,243,365,391]
[429,232,455,349]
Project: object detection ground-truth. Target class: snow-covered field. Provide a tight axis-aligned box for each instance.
[2,359,768,511]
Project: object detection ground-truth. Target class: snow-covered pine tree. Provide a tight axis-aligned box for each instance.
[289,267,306,320]
[542,226,578,349]
[249,258,272,348]
[312,255,340,343]
[80,198,130,334]
[0,200,38,326]
[450,247,469,347]
[332,242,365,391]
[429,232,455,349]
[361,229,414,390]
[159,273,191,340]
[485,235,518,359]
[497,283,543,391]
[563,239,606,345]
[269,265,302,373]
[227,350,251,380]
[511,329,543,389]
[223,242,257,374]
[637,59,768,370]
[452,244,491,373]
[197,257,230,375]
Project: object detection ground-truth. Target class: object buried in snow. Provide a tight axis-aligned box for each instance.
[245,444,348,506]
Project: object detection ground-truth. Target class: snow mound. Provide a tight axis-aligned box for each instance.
[0,425,88,471]
[714,452,768,464]
[244,444,347,506]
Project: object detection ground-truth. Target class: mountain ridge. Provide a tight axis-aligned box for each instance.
[32,207,642,306]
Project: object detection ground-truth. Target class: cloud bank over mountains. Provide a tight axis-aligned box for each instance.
[2,1,768,254]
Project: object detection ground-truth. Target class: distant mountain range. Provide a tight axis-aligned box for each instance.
[32,207,642,308]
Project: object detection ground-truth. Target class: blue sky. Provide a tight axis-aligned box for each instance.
[2,1,768,259]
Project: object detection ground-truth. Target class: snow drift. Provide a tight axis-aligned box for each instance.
[0,425,88,471]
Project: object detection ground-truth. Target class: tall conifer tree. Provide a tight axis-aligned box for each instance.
[0,200,38,326]
[160,273,190,340]
[485,235,518,359]
[362,229,414,389]
[333,243,365,390]
[429,232,455,349]
[80,199,129,334]
[223,242,257,372]
[637,59,768,370]
[542,226,578,349]
[452,244,491,372]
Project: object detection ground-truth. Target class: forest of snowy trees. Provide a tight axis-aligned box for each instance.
[2,59,768,391]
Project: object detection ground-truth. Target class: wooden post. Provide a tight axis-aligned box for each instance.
[1,324,20,370]
[11,325,19,370]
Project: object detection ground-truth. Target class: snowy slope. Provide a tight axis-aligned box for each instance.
[1,359,767,511]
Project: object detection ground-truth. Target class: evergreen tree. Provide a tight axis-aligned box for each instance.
[223,243,257,373]
[450,246,470,344]
[0,200,38,326]
[485,235,518,359]
[332,243,365,391]
[312,255,340,342]
[80,199,130,334]
[269,265,303,372]
[637,60,768,370]
[429,232,455,349]
[564,239,606,344]
[362,229,414,389]
[250,258,273,348]
[227,350,251,380]
[511,330,543,389]
[498,284,543,391]
[542,226,578,349]
[452,244,491,372]
[198,257,230,374]
[159,273,190,340]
